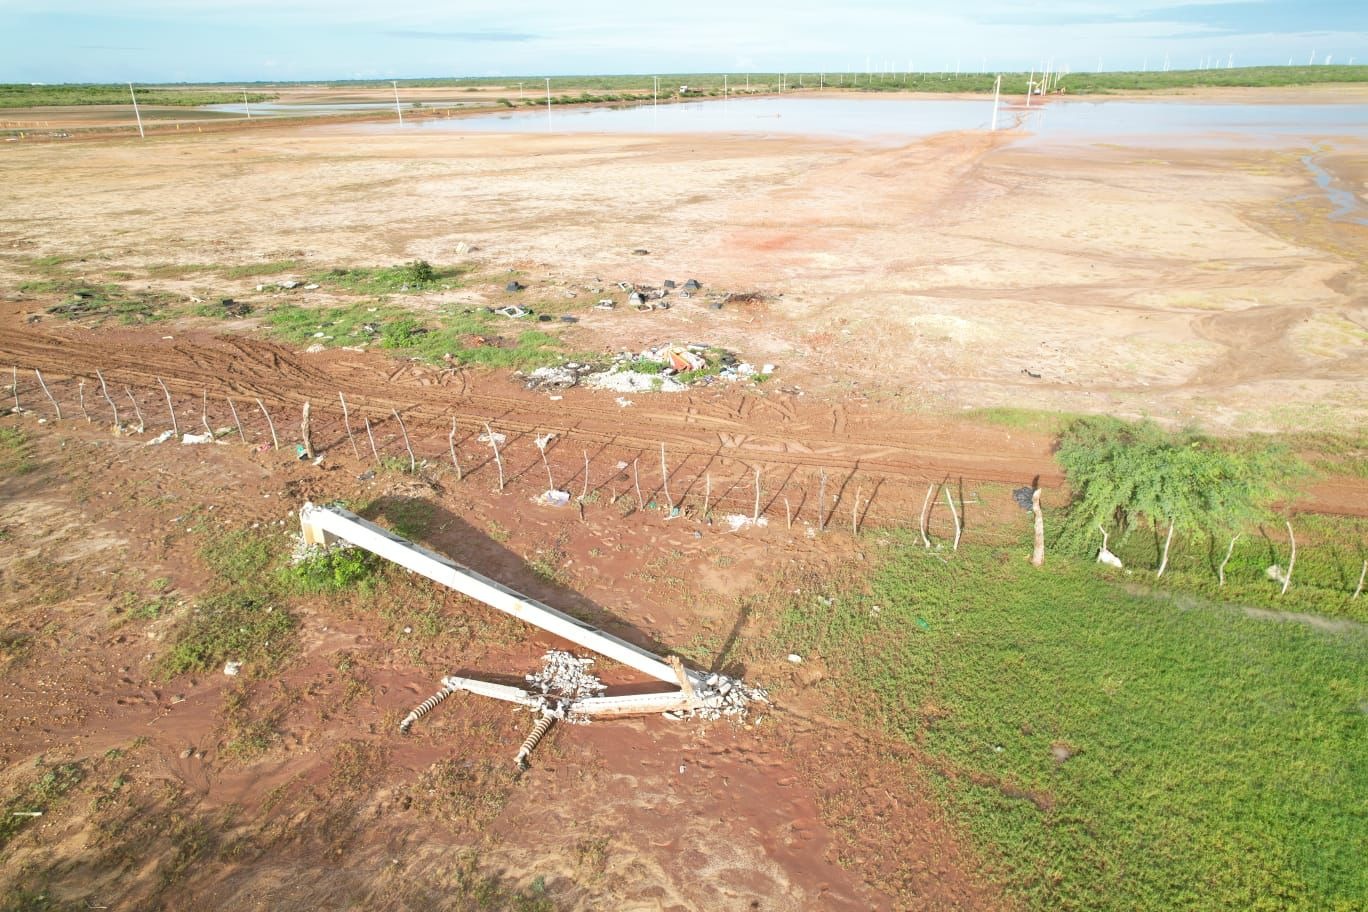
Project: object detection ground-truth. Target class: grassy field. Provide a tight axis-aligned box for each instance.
[763,529,1367,911]
[3,66,1364,108]
[0,84,275,108]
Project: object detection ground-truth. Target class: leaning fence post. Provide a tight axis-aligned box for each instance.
[919,483,934,548]
[33,369,61,420]
[581,450,590,501]
[784,496,792,530]
[156,377,178,436]
[484,422,504,492]
[448,417,462,480]
[633,458,643,510]
[9,366,16,412]
[752,466,762,524]
[226,397,245,442]
[124,387,144,432]
[817,469,827,533]
[944,484,961,551]
[364,417,380,467]
[201,390,213,437]
[339,391,360,459]
[660,442,674,511]
[77,380,90,422]
[95,369,120,427]
[851,484,862,536]
[255,398,279,449]
[393,409,415,472]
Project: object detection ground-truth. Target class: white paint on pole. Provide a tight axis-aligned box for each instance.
[391,81,404,125]
[243,90,252,119]
[128,83,144,139]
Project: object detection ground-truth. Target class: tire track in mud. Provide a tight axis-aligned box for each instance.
[0,325,1057,487]
[5,324,1366,516]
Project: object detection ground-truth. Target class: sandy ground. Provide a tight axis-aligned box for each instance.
[1,94,1365,432]
[0,87,1365,909]
[0,413,1001,910]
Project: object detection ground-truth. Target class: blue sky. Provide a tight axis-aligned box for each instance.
[1,0,1364,83]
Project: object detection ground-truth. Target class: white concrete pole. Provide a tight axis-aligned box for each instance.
[392,81,404,125]
[243,89,252,119]
[990,73,1001,131]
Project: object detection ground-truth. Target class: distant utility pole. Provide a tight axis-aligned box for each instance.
[518,82,524,100]
[128,82,144,139]
[243,89,252,119]
[545,77,551,112]
[392,81,404,125]
[653,76,658,106]
[990,73,1001,131]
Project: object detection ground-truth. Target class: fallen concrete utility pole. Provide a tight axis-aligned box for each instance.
[299,503,766,766]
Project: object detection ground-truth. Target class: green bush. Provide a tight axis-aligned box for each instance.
[1055,417,1303,555]
[283,547,380,593]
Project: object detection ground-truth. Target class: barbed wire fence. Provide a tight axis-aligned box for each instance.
[6,364,1035,547]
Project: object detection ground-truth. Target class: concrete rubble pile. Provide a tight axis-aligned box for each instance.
[686,672,769,721]
[524,651,607,723]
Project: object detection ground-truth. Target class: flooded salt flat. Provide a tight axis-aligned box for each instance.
[330,96,1368,146]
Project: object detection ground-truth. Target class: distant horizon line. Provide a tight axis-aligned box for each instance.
[9,62,1368,87]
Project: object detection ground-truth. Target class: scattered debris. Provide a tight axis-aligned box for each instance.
[595,299,615,310]
[305,343,326,354]
[495,305,528,319]
[304,282,319,290]
[667,348,706,372]
[223,661,242,676]
[725,514,770,532]
[522,364,587,391]
[536,490,571,507]
[146,429,175,445]
[278,280,300,290]
[631,248,649,255]
[1012,486,1035,511]
[505,281,525,293]
[477,430,507,445]
[181,432,214,445]
[787,654,803,664]
[683,278,702,291]
[588,371,685,394]
[615,397,634,408]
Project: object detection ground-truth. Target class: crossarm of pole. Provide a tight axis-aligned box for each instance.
[301,502,707,691]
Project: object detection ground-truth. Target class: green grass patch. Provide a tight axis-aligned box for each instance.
[1102,513,1368,622]
[222,259,305,278]
[308,260,463,296]
[0,427,38,476]
[966,406,1083,434]
[219,683,280,760]
[28,278,181,325]
[0,762,84,851]
[768,534,1367,911]
[0,84,276,108]
[159,590,295,676]
[161,528,295,677]
[267,302,572,371]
